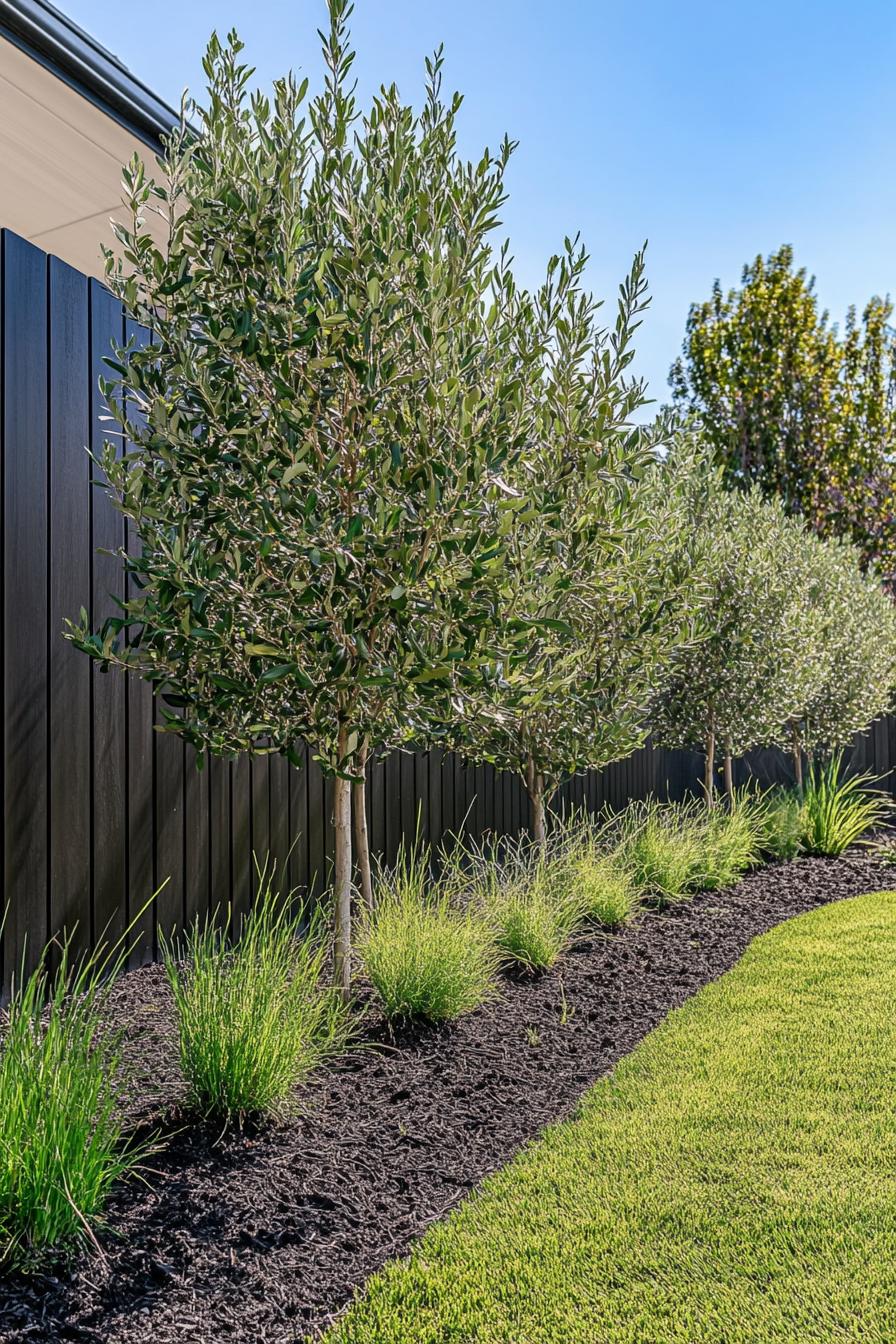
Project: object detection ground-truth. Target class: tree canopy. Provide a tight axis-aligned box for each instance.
[670,245,896,584]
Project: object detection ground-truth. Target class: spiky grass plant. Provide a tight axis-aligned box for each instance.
[755,788,806,860]
[699,798,764,890]
[163,864,349,1120]
[569,849,639,927]
[0,937,147,1267]
[616,800,706,904]
[799,755,892,856]
[359,842,499,1023]
[488,858,582,973]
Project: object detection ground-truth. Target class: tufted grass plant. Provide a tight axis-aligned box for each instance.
[162,863,349,1121]
[359,842,499,1023]
[699,796,764,890]
[0,935,148,1267]
[568,847,640,927]
[755,787,806,860]
[616,799,707,904]
[487,857,582,973]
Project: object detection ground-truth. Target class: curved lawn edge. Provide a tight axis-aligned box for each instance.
[326,891,896,1344]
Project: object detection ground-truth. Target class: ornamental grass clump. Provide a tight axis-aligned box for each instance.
[0,938,147,1267]
[755,788,805,860]
[699,798,763,890]
[569,849,640,928]
[617,800,706,904]
[799,755,892,856]
[163,866,349,1121]
[360,844,499,1023]
[488,858,581,973]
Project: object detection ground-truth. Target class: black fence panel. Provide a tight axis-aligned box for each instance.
[1,229,894,992]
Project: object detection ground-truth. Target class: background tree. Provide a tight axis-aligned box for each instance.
[785,534,896,786]
[670,244,896,584]
[446,253,703,841]
[652,475,819,802]
[68,5,538,995]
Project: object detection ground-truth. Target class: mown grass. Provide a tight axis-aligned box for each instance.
[327,891,896,1344]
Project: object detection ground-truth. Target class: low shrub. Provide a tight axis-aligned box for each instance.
[360,844,499,1022]
[163,865,349,1120]
[617,800,706,903]
[0,938,147,1266]
[800,755,892,856]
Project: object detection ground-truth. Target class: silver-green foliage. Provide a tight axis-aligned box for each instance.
[446,260,703,841]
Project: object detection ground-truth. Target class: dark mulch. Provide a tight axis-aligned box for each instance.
[2,851,894,1344]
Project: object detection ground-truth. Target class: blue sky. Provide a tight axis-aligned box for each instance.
[66,0,896,410]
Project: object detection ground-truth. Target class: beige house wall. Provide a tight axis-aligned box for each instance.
[0,34,165,278]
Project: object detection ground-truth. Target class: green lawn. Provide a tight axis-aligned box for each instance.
[327,892,896,1344]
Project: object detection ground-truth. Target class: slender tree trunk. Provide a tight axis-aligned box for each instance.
[723,738,734,804]
[791,725,804,797]
[352,739,373,912]
[332,723,353,1003]
[526,755,546,846]
[704,730,716,807]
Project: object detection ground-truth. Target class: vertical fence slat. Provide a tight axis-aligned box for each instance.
[89,280,128,950]
[2,232,49,981]
[48,255,91,960]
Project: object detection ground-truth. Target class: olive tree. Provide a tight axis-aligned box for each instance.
[784,535,896,787]
[68,5,536,995]
[652,480,819,802]
[445,252,703,842]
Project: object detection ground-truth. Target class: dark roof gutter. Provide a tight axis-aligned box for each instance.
[0,0,180,147]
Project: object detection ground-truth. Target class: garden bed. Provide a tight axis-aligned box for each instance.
[2,848,893,1344]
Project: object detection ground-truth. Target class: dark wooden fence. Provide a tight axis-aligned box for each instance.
[2,227,894,993]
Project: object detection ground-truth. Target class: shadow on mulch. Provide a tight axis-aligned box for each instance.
[2,850,893,1344]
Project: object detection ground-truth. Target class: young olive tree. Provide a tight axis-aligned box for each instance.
[784,535,896,787]
[445,249,703,842]
[67,5,535,995]
[652,481,819,803]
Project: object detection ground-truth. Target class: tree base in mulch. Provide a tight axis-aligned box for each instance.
[2,851,893,1344]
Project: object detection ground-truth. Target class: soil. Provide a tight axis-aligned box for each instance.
[2,850,894,1344]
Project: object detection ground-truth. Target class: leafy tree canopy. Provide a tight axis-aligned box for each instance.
[670,244,896,583]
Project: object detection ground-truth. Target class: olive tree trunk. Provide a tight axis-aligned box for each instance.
[723,738,734,803]
[352,739,374,911]
[526,755,546,846]
[332,723,353,1002]
[791,725,804,797]
[704,730,716,807]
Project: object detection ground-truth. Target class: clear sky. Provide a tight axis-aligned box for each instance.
[64,0,896,411]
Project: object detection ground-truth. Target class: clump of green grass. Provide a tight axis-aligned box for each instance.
[616,799,706,903]
[0,937,147,1267]
[163,864,349,1120]
[488,859,581,973]
[326,891,896,1344]
[359,843,499,1023]
[755,787,805,860]
[800,755,892,856]
[569,849,639,927]
[699,798,763,890]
